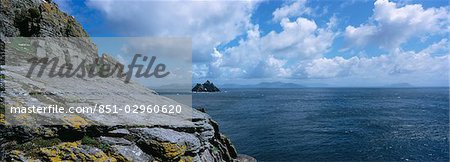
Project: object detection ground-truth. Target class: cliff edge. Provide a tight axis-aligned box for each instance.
[0,0,250,161]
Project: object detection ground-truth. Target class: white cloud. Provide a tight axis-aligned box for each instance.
[192,64,208,79]
[74,0,448,86]
[199,16,336,79]
[304,39,449,86]
[272,0,312,21]
[250,55,292,78]
[343,0,449,50]
[343,25,377,48]
[86,0,258,63]
[203,26,448,85]
[305,57,355,78]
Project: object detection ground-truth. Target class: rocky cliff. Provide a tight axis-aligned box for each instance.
[0,0,250,161]
[192,81,220,92]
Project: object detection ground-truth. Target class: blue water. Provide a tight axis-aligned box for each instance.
[192,88,449,161]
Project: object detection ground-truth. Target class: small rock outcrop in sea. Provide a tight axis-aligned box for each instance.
[192,80,220,92]
[0,0,252,161]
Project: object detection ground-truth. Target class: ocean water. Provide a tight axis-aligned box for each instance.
[192,88,449,161]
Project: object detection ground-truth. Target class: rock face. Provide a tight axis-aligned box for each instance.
[192,80,220,92]
[0,0,244,161]
[0,0,89,38]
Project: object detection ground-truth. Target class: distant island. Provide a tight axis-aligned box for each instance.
[192,80,220,92]
[222,81,305,89]
[385,83,414,87]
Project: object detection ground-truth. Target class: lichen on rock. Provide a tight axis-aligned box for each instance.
[38,141,118,162]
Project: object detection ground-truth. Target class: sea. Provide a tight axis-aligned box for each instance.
[191,88,449,161]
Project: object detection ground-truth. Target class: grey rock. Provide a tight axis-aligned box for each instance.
[98,137,154,162]
[199,149,215,162]
[108,129,131,136]
[130,127,201,152]
[111,145,154,162]
[98,136,132,146]
[237,154,257,162]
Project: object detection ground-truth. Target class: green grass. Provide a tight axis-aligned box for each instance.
[0,104,4,114]
[13,137,62,157]
[81,136,110,152]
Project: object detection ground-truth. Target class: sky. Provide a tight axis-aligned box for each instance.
[54,0,449,87]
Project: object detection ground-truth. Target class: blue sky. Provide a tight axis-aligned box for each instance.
[55,0,449,87]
